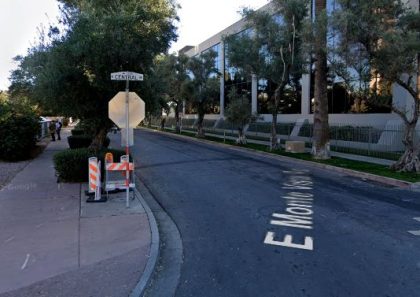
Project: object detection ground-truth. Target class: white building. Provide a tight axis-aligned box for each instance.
[178,0,419,133]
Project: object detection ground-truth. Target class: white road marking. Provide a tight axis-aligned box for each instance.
[264,232,314,250]
[4,236,15,243]
[35,223,43,229]
[408,218,420,236]
[21,254,30,270]
[264,171,315,251]
[408,230,420,236]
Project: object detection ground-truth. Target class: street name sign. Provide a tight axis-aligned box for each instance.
[108,91,145,128]
[111,71,143,81]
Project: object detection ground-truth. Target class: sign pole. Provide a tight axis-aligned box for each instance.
[125,77,130,208]
[110,71,144,209]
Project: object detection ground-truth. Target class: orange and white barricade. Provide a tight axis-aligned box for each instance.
[87,157,104,202]
[105,154,135,191]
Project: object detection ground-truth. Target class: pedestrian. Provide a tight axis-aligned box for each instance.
[55,119,62,140]
[49,120,56,141]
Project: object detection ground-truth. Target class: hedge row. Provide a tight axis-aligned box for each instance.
[0,107,39,161]
[54,148,130,182]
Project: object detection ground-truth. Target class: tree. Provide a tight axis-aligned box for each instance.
[183,50,219,138]
[224,0,308,149]
[0,91,8,104]
[154,53,190,133]
[10,0,178,150]
[311,0,330,159]
[0,92,39,161]
[225,88,255,144]
[332,0,420,172]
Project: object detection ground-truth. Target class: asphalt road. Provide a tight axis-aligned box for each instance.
[131,129,420,297]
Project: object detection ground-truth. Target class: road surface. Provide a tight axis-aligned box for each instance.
[130,129,420,297]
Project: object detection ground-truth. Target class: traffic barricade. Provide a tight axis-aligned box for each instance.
[87,157,106,202]
[105,154,135,192]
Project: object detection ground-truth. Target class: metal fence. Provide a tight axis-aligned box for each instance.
[38,120,50,139]
[145,117,417,161]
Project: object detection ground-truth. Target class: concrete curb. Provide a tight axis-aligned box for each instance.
[130,176,160,297]
[138,127,415,190]
[133,173,184,297]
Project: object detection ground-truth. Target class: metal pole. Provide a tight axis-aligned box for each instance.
[125,77,130,208]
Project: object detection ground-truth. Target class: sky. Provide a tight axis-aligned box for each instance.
[0,0,268,91]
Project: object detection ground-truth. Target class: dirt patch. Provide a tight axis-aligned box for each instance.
[0,160,30,190]
[0,139,50,190]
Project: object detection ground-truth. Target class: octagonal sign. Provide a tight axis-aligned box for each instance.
[109,92,145,128]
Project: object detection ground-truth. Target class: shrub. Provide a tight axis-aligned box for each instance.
[75,119,96,136]
[71,129,87,136]
[54,148,130,182]
[0,106,39,161]
[67,135,92,149]
[67,135,110,149]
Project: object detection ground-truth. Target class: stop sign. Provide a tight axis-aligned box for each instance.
[109,92,145,128]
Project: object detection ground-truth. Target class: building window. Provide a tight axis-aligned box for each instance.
[224,41,252,108]
[310,0,391,114]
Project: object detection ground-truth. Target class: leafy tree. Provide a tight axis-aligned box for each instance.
[224,0,307,150]
[143,57,171,127]
[225,88,255,144]
[10,0,178,150]
[311,0,330,159]
[332,0,420,172]
[0,91,8,104]
[154,53,190,133]
[183,50,220,137]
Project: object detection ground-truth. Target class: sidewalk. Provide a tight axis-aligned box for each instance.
[0,129,152,297]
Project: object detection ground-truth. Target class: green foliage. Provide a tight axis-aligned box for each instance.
[53,148,127,182]
[74,119,96,136]
[0,101,39,161]
[152,53,190,131]
[0,91,8,104]
[184,51,220,116]
[67,135,110,149]
[156,54,190,104]
[182,50,220,136]
[225,88,254,129]
[9,0,178,149]
[224,0,308,99]
[223,0,308,146]
[331,0,420,110]
[330,0,420,169]
[70,129,85,136]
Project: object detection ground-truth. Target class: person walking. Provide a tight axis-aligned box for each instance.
[49,120,56,141]
[55,119,62,140]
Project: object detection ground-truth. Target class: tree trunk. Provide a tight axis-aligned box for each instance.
[312,0,330,160]
[89,127,108,152]
[147,114,152,128]
[196,112,205,138]
[237,126,246,145]
[417,52,420,114]
[393,18,420,172]
[271,111,278,150]
[391,122,420,172]
[175,103,180,134]
[160,117,166,130]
